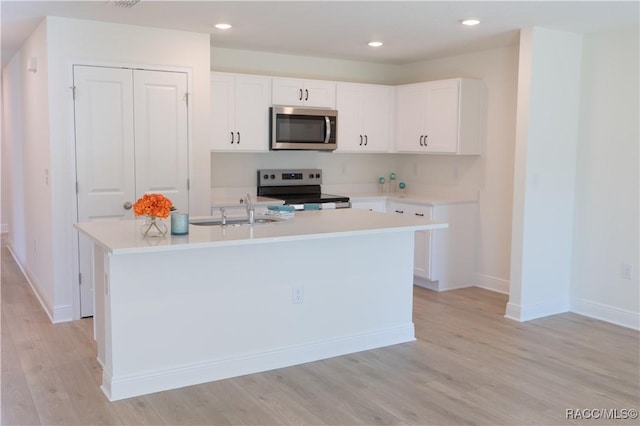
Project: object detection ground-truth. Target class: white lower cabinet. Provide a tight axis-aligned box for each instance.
[387,199,478,291]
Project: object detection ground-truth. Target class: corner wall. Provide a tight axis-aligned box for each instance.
[571,26,639,329]
[507,28,583,321]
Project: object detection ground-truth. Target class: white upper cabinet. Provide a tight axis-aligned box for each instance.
[211,72,271,152]
[395,78,484,154]
[272,77,336,108]
[336,83,393,153]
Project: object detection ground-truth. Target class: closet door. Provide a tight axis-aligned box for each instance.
[133,70,189,212]
[74,66,189,318]
[74,65,136,318]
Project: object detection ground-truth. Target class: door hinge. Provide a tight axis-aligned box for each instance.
[71,86,76,100]
[187,178,190,190]
[185,92,189,106]
[79,272,82,285]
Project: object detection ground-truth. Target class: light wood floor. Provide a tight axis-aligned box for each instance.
[2,242,639,426]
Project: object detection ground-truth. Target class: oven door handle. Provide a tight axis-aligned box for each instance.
[324,116,331,143]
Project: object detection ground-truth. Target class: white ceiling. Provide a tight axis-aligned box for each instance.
[2,1,639,66]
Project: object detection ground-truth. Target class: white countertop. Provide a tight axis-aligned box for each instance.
[75,209,447,255]
[348,192,478,206]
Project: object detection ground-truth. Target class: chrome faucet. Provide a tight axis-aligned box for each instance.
[219,207,227,226]
[242,194,255,224]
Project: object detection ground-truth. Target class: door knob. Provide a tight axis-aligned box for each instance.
[123,201,132,210]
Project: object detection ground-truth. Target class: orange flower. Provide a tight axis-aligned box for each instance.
[133,193,174,218]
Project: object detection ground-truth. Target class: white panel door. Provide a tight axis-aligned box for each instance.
[75,66,189,317]
[74,65,136,317]
[133,70,189,212]
[425,80,459,153]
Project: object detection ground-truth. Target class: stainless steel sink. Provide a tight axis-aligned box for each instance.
[190,217,281,226]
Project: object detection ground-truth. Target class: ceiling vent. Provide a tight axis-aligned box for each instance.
[113,0,140,8]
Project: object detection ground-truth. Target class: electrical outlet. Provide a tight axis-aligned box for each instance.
[622,263,633,280]
[292,286,304,304]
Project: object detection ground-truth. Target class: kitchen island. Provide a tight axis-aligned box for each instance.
[75,208,447,401]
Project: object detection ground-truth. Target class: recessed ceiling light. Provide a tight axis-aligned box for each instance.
[461,19,480,26]
[214,23,232,30]
[368,41,383,47]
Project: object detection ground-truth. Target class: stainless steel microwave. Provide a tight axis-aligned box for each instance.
[270,106,337,151]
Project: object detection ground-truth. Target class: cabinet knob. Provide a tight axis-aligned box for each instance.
[123,201,132,210]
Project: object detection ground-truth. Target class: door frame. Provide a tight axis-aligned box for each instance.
[66,58,195,320]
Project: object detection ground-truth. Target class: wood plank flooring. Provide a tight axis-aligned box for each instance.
[2,241,639,425]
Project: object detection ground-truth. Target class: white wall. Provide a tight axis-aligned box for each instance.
[397,46,520,294]
[507,28,584,321]
[2,21,58,318]
[2,51,27,261]
[571,26,639,329]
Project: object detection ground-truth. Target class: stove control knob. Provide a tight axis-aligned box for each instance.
[263,174,269,180]
[309,173,314,179]
[270,174,276,179]
[315,173,321,179]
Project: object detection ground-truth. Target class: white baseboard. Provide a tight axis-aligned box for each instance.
[571,298,640,330]
[504,298,570,322]
[104,324,415,401]
[414,277,439,291]
[475,273,510,294]
[6,243,72,323]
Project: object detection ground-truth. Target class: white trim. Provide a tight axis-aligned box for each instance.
[504,298,570,322]
[6,243,54,323]
[103,324,415,401]
[571,298,640,330]
[413,277,439,291]
[475,273,510,294]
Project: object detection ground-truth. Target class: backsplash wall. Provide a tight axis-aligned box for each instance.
[211,152,399,188]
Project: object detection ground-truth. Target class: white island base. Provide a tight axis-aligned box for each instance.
[80,209,446,401]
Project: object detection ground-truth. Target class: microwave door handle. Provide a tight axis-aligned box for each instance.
[324,116,331,143]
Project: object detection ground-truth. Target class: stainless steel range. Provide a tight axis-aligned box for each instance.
[257,169,351,209]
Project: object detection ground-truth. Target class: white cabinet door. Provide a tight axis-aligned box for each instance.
[336,83,391,153]
[211,73,270,152]
[133,70,189,212]
[211,73,236,149]
[74,66,190,317]
[272,77,336,108]
[395,83,428,152]
[424,80,459,153]
[351,199,387,212]
[395,78,483,155]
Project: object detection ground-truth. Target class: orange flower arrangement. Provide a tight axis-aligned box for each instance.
[133,193,174,219]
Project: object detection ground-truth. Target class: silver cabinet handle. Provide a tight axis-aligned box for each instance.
[395,209,404,214]
[419,135,424,146]
[424,134,428,147]
[299,88,303,101]
[359,135,363,146]
[415,213,424,217]
[123,201,132,210]
[364,135,368,146]
[305,89,309,101]
[230,131,235,144]
[237,132,240,144]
